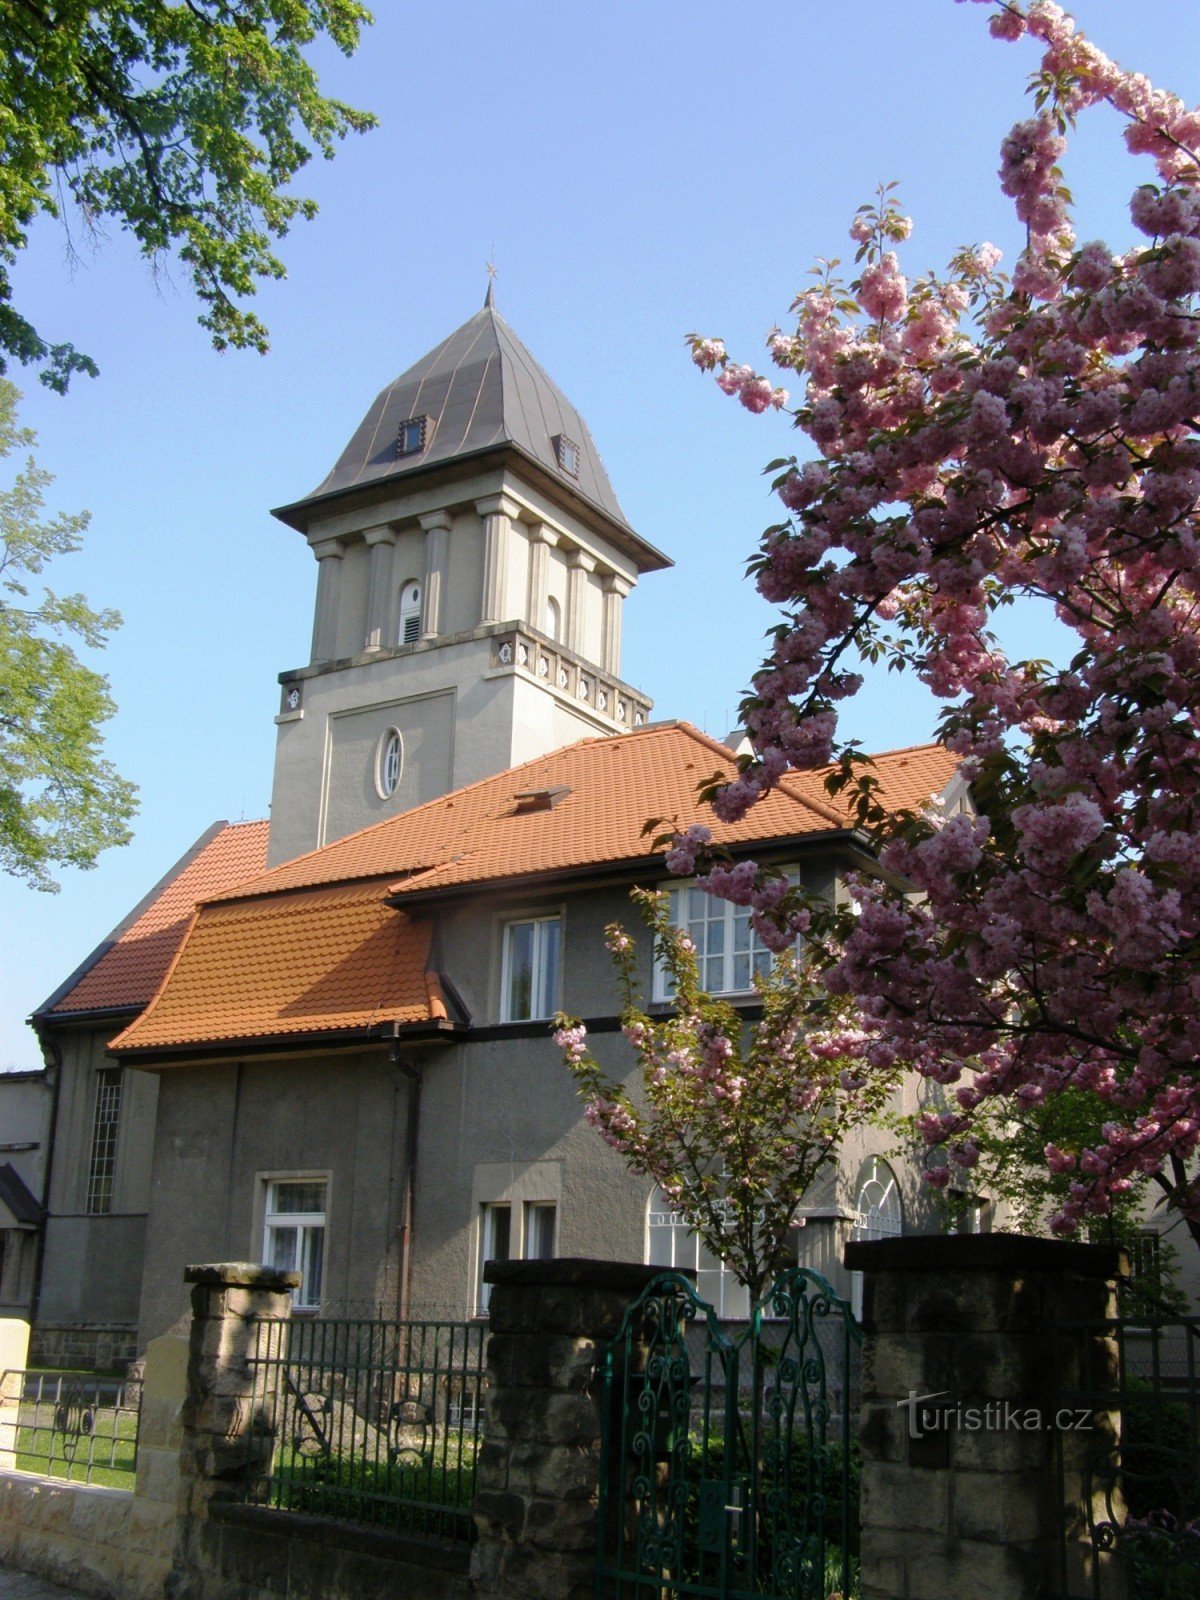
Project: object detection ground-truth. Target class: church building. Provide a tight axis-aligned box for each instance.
[10,298,959,1364]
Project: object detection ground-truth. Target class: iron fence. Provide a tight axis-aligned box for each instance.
[242,1316,486,1542]
[1051,1287,1200,1600]
[0,1369,141,1485]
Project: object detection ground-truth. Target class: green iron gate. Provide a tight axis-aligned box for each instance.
[595,1268,862,1600]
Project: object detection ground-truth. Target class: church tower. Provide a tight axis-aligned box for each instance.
[265,295,670,867]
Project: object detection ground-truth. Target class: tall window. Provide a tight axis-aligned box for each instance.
[476,1200,557,1314]
[264,1179,327,1311]
[657,883,775,998]
[501,915,561,1021]
[646,1187,751,1319]
[86,1068,123,1215]
[850,1157,902,1316]
[398,581,422,645]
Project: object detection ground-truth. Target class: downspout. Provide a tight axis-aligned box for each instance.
[28,1023,63,1329]
[390,1040,422,1327]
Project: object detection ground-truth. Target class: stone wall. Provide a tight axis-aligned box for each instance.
[30,1323,139,1374]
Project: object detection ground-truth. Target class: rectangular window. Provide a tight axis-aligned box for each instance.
[396,415,427,457]
[656,884,776,999]
[501,915,561,1021]
[86,1068,123,1215]
[264,1179,327,1311]
[476,1201,558,1314]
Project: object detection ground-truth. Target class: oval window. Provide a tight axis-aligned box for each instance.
[377,728,403,799]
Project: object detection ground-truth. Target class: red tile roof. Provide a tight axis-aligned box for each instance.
[108,726,957,1059]
[46,821,269,1017]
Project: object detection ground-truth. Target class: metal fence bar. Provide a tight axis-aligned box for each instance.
[241,1316,486,1543]
[1,1369,141,1486]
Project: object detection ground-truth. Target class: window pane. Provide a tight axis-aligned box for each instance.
[270,1181,325,1216]
[301,1226,325,1307]
[506,923,534,1020]
[484,1204,511,1264]
[268,1226,298,1272]
[86,1068,123,1216]
[525,1203,556,1260]
[536,920,560,1017]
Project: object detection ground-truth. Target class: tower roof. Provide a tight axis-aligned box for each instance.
[274,303,669,571]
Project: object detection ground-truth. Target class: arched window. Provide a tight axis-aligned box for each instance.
[398,581,422,645]
[376,728,403,799]
[645,1186,749,1319]
[545,595,561,642]
[850,1157,903,1315]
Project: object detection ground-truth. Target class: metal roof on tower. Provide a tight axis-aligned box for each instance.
[273,299,670,571]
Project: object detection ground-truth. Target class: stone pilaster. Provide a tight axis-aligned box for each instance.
[470,1258,663,1600]
[599,572,630,676]
[170,1263,297,1598]
[477,494,521,624]
[309,537,345,663]
[419,510,452,638]
[362,526,397,651]
[847,1234,1124,1600]
[565,549,595,657]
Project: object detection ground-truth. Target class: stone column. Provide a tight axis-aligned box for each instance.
[471,1258,664,1600]
[526,522,557,635]
[600,572,630,677]
[477,494,521,625]
[309,537,345,663]
[0,1317,29,1471]
[419,510,451,639]
[170,1263,297,1596]
[362,526,397,651]
[846,1234,1124,1600]
[127,1333,189,1599]
[565,548,595,657]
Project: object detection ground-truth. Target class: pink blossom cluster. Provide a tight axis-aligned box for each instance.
[684,2,1200,1238]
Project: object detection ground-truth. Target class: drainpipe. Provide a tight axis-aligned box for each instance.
[390,1040,422,1327]
[28,1023,63,1330]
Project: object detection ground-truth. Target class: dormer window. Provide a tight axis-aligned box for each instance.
[554,434,580,477]
[396,416,428,458]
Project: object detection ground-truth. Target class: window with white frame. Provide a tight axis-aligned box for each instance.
[501,915,561,1021]
[398,580,422,645]
[476,1200,557,1314]
[850,1157,903,1316]
[264,1179,327,1311]
[86,1067,123,1215]
[655,883,777,999]
[646,1187,752,1320]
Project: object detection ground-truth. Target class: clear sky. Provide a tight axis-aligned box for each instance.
[0,0,1194,1069]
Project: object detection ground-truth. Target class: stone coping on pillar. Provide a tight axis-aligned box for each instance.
[183,1261,301,1290]
[483,1257,695,1292]
[844,1232,1125,1279]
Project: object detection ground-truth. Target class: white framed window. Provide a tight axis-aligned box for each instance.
[398,581,422,645]
[850,1157,903,1316]
[86,1067,123,1215]
[476,1199,557,1314]
[655,883,777,999]
[646,1187,753,1320]
[376,727,403,799]
[501,915,561,1021]
[264,1178,327,1311]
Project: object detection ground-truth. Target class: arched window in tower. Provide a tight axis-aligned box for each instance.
[398,581,422,645]
[545,595,562,642]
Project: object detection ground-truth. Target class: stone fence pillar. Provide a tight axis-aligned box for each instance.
[845,1234,1124,1600]
[168,1262,297,1599]
[0,1318,30,1473]
[470,1257,665,1600]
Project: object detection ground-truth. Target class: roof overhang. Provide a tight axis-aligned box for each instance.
[113,1016,469,1069]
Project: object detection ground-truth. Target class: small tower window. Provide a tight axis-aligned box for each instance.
[396,416,428,457]
[377,728,404,799]
[398,581,422,645]
[554,434,580,477]
[546,596,562,642]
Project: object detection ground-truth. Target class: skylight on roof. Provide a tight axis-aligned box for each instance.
[397,416,428,458]
[554,434,580,477]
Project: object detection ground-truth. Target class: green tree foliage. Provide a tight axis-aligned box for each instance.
[557,889,899,1305]
[0,379,135,887]
[1,1,376,390]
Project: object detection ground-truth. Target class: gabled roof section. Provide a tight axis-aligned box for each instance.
[206,724,959,906]
[272,303,669,571]
[111,882,441,1057]
[38,821,269,1021]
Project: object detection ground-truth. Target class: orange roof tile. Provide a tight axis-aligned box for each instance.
[111,881,435,1055]
[207,724,957,907]
[46,821,269,1017]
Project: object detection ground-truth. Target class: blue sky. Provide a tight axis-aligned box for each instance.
[1,1,1194,1068]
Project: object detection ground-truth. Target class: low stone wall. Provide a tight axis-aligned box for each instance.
[30,1324,139,1374]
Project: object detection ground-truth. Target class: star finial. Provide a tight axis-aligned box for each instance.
[484,256,497,309]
